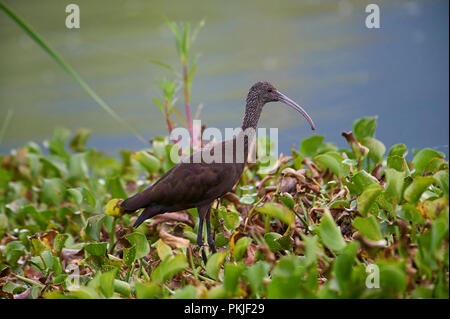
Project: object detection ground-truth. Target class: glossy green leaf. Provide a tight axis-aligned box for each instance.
[172,285,198,299]
[100,269,116,298]
[151,253,188,283]
[404,176,436,203]
[84,242,107,256]
[384,168,406,204]
[233,237,252,261]
[155,239,172,260]
[205,252,227,280]
[353,117,377,140]
[123,245,137,266]
[126,232,150,259]
[300,135,324,157]
[412,148,445,175]
[223,262,245,295]
[85,215,105,241]
[314,152,343,177]
[434,170,449,198]
[357,183,383,215]
[256,203,294,226]
[134,151,161,174]
[243,261,271,297]
[40,178,66,205]
[352,216,382,241]
[134,281,161,299]
[264,232,283,252]
[319,210,346,251]
[361,137,385,163]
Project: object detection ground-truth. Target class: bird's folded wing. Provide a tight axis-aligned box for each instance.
[122,162,237,211]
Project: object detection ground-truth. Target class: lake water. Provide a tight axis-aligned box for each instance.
[0,0,448,158]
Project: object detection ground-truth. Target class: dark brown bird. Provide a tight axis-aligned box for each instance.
[121,81,315,262]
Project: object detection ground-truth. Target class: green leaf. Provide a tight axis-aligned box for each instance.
[379,262,407,294]
[300,135,324,157]
[353,117,377,140]
[279,192,295,209]
[302,235,321,266]
[412,148,445,175]
[53,233,68,254]
[314,152,346,177]
[69,128,91,152]
[172,285,198,299]
[387,155,408,172]
[243,261,270,297]
[123,245,137,266]
[267,255,304,299]
[361,137,385,163]
[81,187,96,210]
[233,237,252,261]
[68,153,89,180]
[5,241,26,265]
[151,254,188,283]
[352,216,382,241]
[113,279,131,297]
[357,183,383,215]
[333,241,359,293]
[264,232,283,252]
[404,176,436,203]
[100,269,116,298]
[40,178,66,205]
[217,207,240,230]
[205,252,227,280]
[347,170,378,195]
[134,151,161,174]
[48,127,71,160]
[67,188,82,205]
[134,281,161,299]
[434,170,449,198]
[85,215,105,241]
[223,262,245,295]
[319,209,346,251]
[84,242,107,256]
[106,177,127,199]
[256,203,294,226]
[384,168,406,204]
[125,232,150,259]
[388,143,408,157]
[155,239,172,261]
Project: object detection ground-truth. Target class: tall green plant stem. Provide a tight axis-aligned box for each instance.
[182,63,196,147]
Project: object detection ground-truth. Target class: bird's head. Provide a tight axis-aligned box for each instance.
[247,81,315,130]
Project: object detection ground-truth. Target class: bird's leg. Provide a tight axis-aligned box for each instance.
[196,209,207,264]
[205,207,216,254]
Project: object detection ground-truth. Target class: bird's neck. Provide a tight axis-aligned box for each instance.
[239,100,263,163]
[241,101,263,131]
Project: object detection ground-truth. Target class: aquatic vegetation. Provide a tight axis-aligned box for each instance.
[0,117,448,299]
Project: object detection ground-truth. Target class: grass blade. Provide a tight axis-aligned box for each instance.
[0,109,13,145]
[0,1,146,143]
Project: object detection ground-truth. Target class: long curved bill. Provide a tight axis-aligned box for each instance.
[276,91,316,130]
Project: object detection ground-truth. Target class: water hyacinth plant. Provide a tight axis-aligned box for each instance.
[0,116,448,299]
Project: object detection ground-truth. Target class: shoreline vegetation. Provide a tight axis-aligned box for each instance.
[0,2,448,299]
[0,116,448,299]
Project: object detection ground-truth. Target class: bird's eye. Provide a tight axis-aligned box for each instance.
[267,89,273,93]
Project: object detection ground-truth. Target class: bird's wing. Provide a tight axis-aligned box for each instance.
[121,161,241,211]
